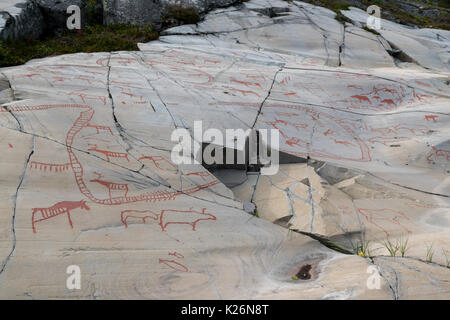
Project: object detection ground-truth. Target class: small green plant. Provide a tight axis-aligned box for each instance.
[442,249,449,267]
[382,238,399,257]
[291,275,299,280]
[254,209,259,218]
[355,239,371,258]
[426,244,434,263]
[398,236,409,257]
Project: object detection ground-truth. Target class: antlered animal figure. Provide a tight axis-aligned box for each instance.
[32,200,90,233]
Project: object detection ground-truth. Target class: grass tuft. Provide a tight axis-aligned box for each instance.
[426,243,434,263]
[443,249,450,268]
[398,236,409,257]
[382,238,399,257]
[355,239,372,258]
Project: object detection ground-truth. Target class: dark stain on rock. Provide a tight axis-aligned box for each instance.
[296,264,312,280]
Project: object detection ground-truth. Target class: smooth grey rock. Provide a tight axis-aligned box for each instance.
[102,0,164,27]
[163,0,242,14]
[36,0,88,32]
[0,0,44,40]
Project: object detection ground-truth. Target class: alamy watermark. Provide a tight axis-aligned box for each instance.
[366,265,381,290]
[66,265,81,290]
[366,5,381,31]
[66,5,81,30]
[171,121,280,175]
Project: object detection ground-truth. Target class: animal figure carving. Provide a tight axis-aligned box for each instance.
[86,123,114,135]
[120,208,216,231]
[32,200,90,233]
[88,144,130,162]
[351,95,371,103]
[159,208,216,231]
[357,208,413,237]
[90,172,129,200]
[121,210,159,227]
[138,156,177,171]
[425,115,438,122]
[159,259,189,272]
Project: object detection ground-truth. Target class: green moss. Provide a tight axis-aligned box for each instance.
[85,0,103,25]
[0,24,159,67]
[438,0,450,9]
[363,26,381,35]
[335,11,352,24]
[163,4,201,27]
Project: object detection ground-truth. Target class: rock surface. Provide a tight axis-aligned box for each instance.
[0,0,449,299]
[0,0,44,40]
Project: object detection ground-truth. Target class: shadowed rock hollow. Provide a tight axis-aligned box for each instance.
[0,0,449,299]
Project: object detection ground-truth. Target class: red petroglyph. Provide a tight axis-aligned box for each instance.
[3,104,225,210]
[381,99,395,106]
[8,143,13,148]
[425,115,438,122]
[168,252,184,259]
[75,75,106,85]
[83,137,112,143]
[280,76,291,85]
[351,95,371,103]
[204,58,221,64]
[285,137,308,147]
[86,123,114,135]
[159,208,216,232]
[121,210,159,227]
[230,78,262,89]
[415,80,431,87]
[323,129,333,136]
[11,73,40,81]
[88,144,130,162]
[246,75,266,81]
[266,119,308,134]
[333,139,355,147]
[68,89,107,105]
[90,172,129,200]
[230,88,260,97]
[427,146,450,163]
[186,171,216,182]
[32,200,90,233]
[300,83,325,95]
[30,161,71,173]
[404,202,440,209]
[275,111,299,117]
[263,104,372,162]
[347,84,363,90]
[121,207,216,232]
[96,57,137,67]
[284,92,297,96]
[138,156,177,171]
[357,208,413,237]
[159,259,189,272]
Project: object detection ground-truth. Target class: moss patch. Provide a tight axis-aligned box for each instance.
[163,4,201,28]
[0,24,158,67]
